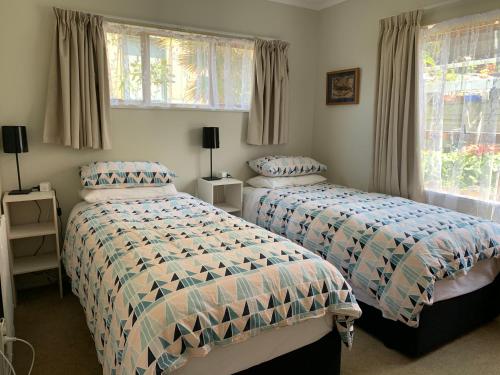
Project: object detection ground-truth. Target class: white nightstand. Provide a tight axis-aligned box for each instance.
[197,178,243,215]
[2,190,63,298]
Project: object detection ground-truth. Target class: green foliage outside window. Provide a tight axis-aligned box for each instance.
[421,146,500,199]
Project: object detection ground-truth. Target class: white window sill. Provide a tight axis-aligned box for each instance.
[110,102,250,113]
[425,189,500,222]
[425,189,499,206]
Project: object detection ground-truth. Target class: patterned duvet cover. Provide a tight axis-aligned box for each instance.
[254,183,500,327]
[63,193,361,375]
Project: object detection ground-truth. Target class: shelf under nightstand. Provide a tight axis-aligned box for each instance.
[214,202,241,214]
[3,190,63,298]
[9,222,57,240]
[197,178,243,215]
[13,253,59,276]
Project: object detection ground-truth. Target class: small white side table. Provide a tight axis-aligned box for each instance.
[197,178,243,215]
[2,190,63,298]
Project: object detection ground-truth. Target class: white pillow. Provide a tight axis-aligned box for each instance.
[80,184,178,203]
[246,175,327,189]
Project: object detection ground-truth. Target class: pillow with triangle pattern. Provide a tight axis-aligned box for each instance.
[247,156,327,177]
[80,161,176,189]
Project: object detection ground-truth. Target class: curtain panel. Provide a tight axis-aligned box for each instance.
[43,8,111,150]
[371,10,424,201]
[247,39,290,145]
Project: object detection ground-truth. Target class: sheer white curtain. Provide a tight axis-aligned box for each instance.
[212,39,254,110]
[105,22,254,110]
[420,9,500,221]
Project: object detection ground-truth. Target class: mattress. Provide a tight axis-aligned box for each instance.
[177,315,332,374]
[243,184,500,327]
[352,257,500,309]
[63,195,360,375]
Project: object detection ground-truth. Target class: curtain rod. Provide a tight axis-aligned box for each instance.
[420,2,499,27]
[422,0,463,11]
[87,10,275,42]
[424,20,499,35]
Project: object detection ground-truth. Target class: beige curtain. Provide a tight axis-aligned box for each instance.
[43,8,111,150]
[247,39,289,145]
[371,10,423,201]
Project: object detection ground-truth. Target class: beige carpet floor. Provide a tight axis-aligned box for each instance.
[11,285,500,375]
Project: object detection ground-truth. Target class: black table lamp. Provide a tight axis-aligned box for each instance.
[2,126,31,195]
[202,127,221,181]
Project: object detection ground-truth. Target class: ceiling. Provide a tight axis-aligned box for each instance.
[267,0,347,10]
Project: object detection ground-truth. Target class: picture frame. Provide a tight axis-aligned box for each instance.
[326,68,360,105]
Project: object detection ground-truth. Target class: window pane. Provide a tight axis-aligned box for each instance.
[170,38,210,106]
[214,40,254,110]
[150,35,210,106]
[150,35,172,103]
[106,31,143,102]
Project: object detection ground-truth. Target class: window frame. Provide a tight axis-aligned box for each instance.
[105,22,255,112]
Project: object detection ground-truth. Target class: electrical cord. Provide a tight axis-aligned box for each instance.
[34,201,41,222]
[53,189,64,241]
[0,336,35,375]
[33,201,44,257]
[0,349,16,375]
[10,338,35,375]
[32,237,45,257]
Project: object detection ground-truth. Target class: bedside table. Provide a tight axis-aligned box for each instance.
[2,190,63,298]
[197,178,243,215]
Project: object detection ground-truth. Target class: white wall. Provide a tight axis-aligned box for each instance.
[0,0,319,223]
[312,0,499,191]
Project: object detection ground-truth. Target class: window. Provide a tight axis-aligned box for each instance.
[105,23,254,111]
[419,11,500,205]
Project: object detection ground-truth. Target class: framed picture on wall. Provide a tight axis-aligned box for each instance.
[326,68,360,105]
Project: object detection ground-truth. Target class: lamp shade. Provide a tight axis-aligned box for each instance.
[202,127,220,149]
[2,126,28,154]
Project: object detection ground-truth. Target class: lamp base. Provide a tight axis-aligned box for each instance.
[9,189,32,195]
[202,176,222,181]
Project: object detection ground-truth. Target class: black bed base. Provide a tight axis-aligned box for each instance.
[237,329,341,375]
[356,275,500,357]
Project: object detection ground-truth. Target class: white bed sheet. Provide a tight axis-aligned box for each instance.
[243,187,268,224]
[177,315,332,374]
[242,186,500,305]
[68,201,333,375]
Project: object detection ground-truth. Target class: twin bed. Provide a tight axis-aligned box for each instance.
[243,181,500,355]
[63,161,361,374]
[62,158,500,374]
